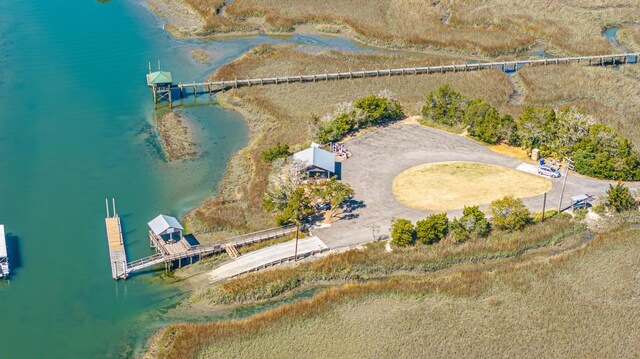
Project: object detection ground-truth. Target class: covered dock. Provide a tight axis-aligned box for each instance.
[148,214,194,256]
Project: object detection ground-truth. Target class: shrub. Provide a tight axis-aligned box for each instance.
[489,195,532,231]
[450,206,491,243]
[354,95,403,127]
[415,213,449,245]
[421,85,468,127]
[390,218,415,246]
[262,142,292,163]
[604,182,638,212]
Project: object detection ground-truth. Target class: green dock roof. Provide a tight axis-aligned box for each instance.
[147,70,172,84]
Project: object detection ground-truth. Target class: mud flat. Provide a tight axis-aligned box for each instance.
[157,111,198,161]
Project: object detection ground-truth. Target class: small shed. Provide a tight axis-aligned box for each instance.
[148,214,184,243]
[570,194,594,211]
[293,146,336,177]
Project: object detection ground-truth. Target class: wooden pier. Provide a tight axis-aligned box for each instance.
[105,214,296,280]
[105,198,128,280]
[148,52,640,106]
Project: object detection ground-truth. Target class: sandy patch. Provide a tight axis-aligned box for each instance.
[392,161,551,211]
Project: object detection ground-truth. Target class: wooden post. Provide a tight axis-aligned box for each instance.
[541,192,547,222]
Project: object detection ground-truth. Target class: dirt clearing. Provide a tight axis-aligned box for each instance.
[392,161,551,211]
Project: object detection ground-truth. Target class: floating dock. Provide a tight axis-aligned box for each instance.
[0,224,9,279]
[105,199,128,280]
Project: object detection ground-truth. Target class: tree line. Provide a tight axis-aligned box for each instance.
[422,85,640,181]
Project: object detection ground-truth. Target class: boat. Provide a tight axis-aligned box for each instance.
[0,225,9,278]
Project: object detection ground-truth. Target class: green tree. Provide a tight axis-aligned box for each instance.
[415,213,449,245]
[605,181,637,212]
[422,85,468,127]
[310,176,355,218]
[275,188,314,226]
[262,142,292,163]
[489,195,531,231]
[390,218,416,246]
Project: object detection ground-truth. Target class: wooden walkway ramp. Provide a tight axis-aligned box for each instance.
[208,236,329,282]
[172,52,640,96]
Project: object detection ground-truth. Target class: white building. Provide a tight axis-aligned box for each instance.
[293,145,336,177]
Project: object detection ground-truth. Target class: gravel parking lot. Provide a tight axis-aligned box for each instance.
[315,122,637,249]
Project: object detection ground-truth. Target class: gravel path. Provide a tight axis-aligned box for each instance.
[315,122,638,249]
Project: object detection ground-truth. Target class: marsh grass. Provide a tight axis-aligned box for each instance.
[617,27,640,52]
[181,0,638,56]
[145,215,640,359]
[198,223,640,358]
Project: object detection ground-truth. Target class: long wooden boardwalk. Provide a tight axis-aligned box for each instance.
[105,199,127,280]
[170,53,640,97]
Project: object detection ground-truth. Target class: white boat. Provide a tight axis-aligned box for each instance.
[0,225,9,278]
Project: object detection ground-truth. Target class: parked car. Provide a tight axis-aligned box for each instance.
[538,165,561,178]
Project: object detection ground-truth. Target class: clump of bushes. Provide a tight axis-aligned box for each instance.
[262,142,292,163]
[315,91,404,143]
[421,85,640,181]
[391,196,534,246]
[604,181,638,213]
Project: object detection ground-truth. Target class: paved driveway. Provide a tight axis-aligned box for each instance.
[315,122,638,249]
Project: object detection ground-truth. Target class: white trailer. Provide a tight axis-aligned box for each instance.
[0,225,9,278]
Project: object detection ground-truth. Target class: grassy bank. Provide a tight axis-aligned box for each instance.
[145,213,640,358]
[183,46,513,236]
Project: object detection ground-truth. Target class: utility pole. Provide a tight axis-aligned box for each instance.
[294,222,299,261]
[557,157,574,212]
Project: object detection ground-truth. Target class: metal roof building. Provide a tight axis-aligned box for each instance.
[147,70,172,85]
[148,214,184,236]
[293,146,336,174]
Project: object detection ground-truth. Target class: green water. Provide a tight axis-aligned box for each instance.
[0,0,372,357]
